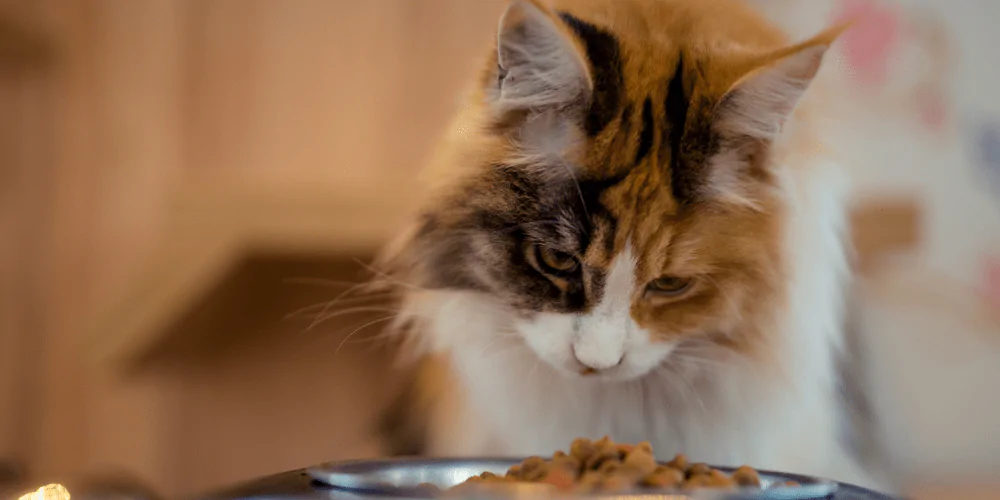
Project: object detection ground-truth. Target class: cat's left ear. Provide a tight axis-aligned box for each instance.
[492,0,593,112]
[714,24,849,140]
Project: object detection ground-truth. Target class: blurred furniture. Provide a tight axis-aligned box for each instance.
[0,0,505,497]
[0,1,52,497]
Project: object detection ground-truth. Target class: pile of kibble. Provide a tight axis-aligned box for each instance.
[446,437,799,494]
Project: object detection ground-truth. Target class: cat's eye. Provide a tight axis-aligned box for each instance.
[530,245,579,275]
[646,276,693,297]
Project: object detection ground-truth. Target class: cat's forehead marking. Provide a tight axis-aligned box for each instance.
[576,167,670,282]
[557,12,625,138]
[548,18,705,208]
[634,98,655,167]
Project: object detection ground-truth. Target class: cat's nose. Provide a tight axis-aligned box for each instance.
[573,344,623,374]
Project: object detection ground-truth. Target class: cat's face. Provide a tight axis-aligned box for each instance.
[386,0,840,381]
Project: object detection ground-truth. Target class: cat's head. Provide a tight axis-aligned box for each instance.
[383,0,844,381]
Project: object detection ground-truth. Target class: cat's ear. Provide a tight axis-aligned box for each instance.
[491,0,592,112]
[714,24,847,140]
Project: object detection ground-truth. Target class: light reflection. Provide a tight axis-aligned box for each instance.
[17,484,70,500]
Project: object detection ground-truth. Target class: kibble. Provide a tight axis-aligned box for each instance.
[641,466,685,488]
[447,437,785,494]
[688,463,713,477]
[732,465,762,487]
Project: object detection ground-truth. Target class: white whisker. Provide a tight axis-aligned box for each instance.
[301,306,399,333]
[282,277,365,288]
[555,161,590,221]
[284,292,394,320]
[306,283,392,330]
[354,258,426,291]
[335,316,398,355]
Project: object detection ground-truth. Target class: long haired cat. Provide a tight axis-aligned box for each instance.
[377,0,879,489]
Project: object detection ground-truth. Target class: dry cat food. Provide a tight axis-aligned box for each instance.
[446,437,799,494]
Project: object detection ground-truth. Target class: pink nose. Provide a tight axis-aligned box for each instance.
[575,349,623,375]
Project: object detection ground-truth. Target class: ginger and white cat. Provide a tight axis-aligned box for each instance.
[377,0,882,490]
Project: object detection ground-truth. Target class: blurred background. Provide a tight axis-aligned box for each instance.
[1,0,999,498]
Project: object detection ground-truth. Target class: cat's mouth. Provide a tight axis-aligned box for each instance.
[560,352,666,382]
[575,364,622,380]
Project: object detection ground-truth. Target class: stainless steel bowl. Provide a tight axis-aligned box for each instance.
[306,458,841,500]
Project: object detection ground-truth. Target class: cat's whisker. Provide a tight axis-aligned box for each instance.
[334,316,398,356]
[678,345,757,381]
[663,362,709,416]
[354,258,426,291]
[286,294,390,317]
[519,219,562,228]
[676,357,726,372]
[678,338,751,363]
[305,287,394,330]
[302,306,400,333]
[497,220,562,234]
[284,292,395,320]
[655,364,694,410]
[282,277,366,289]
[667,354,729,377]
[327,279,386,300]
[317,306,399,320]
[342,327,405,350]
[670,343,731,364]
[555,160,590,221]
[478,338,504,357]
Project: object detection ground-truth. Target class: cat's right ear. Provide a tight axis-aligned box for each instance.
[490,0,593,113]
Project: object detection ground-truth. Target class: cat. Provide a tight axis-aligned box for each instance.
[376,0,883,490]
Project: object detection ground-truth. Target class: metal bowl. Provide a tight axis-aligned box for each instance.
[306,458,848,500]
